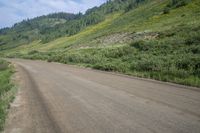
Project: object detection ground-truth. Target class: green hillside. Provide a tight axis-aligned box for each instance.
[0,0,200,87]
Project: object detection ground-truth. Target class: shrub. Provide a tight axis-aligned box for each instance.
[163,0,191,14]
[185,35,200,45]
[131,58,161,72]
[93,61,128,72]
[173,0,190,8]
[28,50,39,55]
[93,63,117,71]
[189,45,200,54]
[130,40,152,51]
[163,7,170,14]
[104,46,134,58]
[176,58,192,70]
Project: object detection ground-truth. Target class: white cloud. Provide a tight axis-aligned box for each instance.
[0,0,107,28]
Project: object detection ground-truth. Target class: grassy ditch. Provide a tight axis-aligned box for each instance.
[0,59,16,132]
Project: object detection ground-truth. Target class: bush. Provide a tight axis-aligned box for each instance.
[173,0,190,8]
[133,59,161,72]
[163,0,191,14]
[93,63,118,71]
[163,7,170,14]
[130,40,152,51]
[188,45,200,54]
[104,46,134,58]
[185,35,200,45]
[28,50,39,55]
[176,56,200,72]
[93,62,128,72]
[176,58,192,70]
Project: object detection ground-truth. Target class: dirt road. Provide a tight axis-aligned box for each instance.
[4,59,200,133]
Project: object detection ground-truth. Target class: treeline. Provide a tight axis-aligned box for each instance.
[40,11,105,43]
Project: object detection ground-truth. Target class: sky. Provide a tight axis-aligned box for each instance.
[0,0,107,28]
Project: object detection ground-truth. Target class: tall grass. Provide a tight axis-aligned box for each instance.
[0,60,16,131]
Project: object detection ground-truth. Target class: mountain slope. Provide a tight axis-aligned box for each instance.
[0,0,145,50]
[0,0,200,87]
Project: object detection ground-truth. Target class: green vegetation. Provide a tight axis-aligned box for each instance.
[0,0,200,87]
[0,0,145,49]
[163,0,191,14]
[0,60,16,131]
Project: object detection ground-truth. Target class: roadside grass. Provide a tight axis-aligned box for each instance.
[0,59,16,132]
